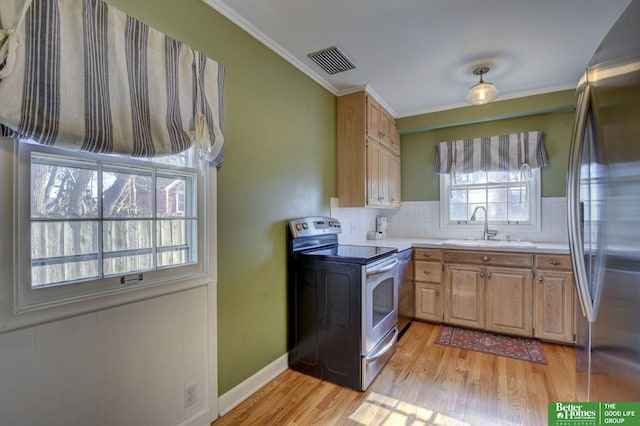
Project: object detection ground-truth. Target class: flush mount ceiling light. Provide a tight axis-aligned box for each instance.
[466,66,499,105]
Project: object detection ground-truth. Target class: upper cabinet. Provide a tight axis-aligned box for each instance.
[338,91,401,208]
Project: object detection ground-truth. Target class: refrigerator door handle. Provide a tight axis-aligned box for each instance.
[567,83,597,322]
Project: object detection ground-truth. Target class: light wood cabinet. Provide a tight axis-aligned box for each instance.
[366,142,397,207]
[444,250,533,337]
[444,263,485,329]
[534,255,575,344]
[485,266,533,337]
[337,91,401,208]
[414,248,443,322]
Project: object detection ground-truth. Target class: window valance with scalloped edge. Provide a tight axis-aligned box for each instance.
[0,0,224,168]
[433,130,547,178]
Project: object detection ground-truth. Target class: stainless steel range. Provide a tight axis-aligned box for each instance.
[287,216,399,391]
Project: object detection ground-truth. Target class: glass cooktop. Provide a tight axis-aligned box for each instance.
[299,244,397,264]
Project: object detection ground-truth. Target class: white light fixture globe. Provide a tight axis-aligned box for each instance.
[466,66,499,105]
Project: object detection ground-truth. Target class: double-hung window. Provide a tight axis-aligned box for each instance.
[440,169,541,230]
[16,141,207,311]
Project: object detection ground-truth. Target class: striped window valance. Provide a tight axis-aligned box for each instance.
[0,0,225,168]
[433,130,547,177]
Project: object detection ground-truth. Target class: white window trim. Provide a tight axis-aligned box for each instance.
[0,139,217,332]
[439,168,542,234]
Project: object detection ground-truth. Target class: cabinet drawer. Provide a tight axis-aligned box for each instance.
[444,250,533,268]
[535,254,572,271]
[413,248,443,261]
[414,261,442,283]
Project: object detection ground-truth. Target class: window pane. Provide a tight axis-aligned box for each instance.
[31,221,99,259]
[488,203,508,221]
[487,187,507,202]
[508,203,530,221]
[103,167,153,218]
[157,219,197,267]
[508,185,527,203]
[31,155,98,218]
[450,189,467,203]
[103,220,153,252]
[450,204,468,221]
[157,175,191,217]
[31,221,100,287]
[468,189,486,204]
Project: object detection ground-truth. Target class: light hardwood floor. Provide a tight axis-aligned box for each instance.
[212,321,576,425]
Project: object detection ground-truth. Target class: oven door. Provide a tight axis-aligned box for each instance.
[363,255,399,355]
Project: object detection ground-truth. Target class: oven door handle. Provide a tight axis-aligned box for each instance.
[366,258,399,276]
[364,327,398,363]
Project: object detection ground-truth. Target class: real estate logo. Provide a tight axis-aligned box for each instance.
[551,402,597,425]
[549,402,639,426]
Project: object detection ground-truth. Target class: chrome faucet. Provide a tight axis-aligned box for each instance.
[470,206,497,240]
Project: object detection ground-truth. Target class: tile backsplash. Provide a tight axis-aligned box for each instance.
[330,197,568,244]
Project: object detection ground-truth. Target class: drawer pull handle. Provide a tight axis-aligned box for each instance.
[548,259,561,265]
[481,256,491,262]
[487,272,492,279]
[436,290,440,296]
[480,271,484,278]
[424,271,431,275]
[423,253,432,257]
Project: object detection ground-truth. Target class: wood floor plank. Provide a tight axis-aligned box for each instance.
[213,321,576,426]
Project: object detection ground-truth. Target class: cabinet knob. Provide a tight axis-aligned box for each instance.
[487,272,492,279]
[548,259,561,265]
[480,271,485,278]
[481,256,491,262]
[436,290,440,297]
[538,275,544,282]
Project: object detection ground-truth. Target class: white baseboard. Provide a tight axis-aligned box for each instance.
[217,353,288,417]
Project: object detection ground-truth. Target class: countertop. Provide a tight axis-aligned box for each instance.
[349,237,570,255]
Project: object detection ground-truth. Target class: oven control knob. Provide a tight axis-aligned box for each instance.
[302,223,308,229]
[296,224,304,231]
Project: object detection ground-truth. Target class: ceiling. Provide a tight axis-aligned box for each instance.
[203,0,631,117]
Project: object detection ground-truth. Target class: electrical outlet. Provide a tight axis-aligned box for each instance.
[184,383,196,408]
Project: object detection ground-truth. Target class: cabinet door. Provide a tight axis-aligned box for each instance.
[389,154,401,208]
[534,270,575,343]
[366,142,393,207]
[485,267,533,337]
[415,283,442,322]
[366,142,382,207]
[444,264,485,329]
[366,96,382,144]
[380,110,393,149]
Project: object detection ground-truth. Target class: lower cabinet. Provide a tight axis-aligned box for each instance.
[415,283,442,323]
[443,263,485,329]
[415,248,575,344]
[534,255,575,344]
[485,267,533,337]
[414,248,443,322]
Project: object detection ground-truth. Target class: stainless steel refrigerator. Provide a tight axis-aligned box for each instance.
[567,0,640,402]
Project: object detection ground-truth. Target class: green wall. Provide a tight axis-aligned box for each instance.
[398,91,577,201]
[105,0,337,394]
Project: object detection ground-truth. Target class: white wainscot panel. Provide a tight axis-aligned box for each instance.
[33,314,99,425]
[0,328,36,425]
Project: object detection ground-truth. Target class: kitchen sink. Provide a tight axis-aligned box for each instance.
[443,239,536,248]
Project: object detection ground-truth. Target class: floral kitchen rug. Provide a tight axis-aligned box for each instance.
[435,325,548,365]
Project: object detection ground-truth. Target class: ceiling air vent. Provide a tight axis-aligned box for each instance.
[307,46,355,75]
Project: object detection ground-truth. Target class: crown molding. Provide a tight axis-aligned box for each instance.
[202,0,339,95]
